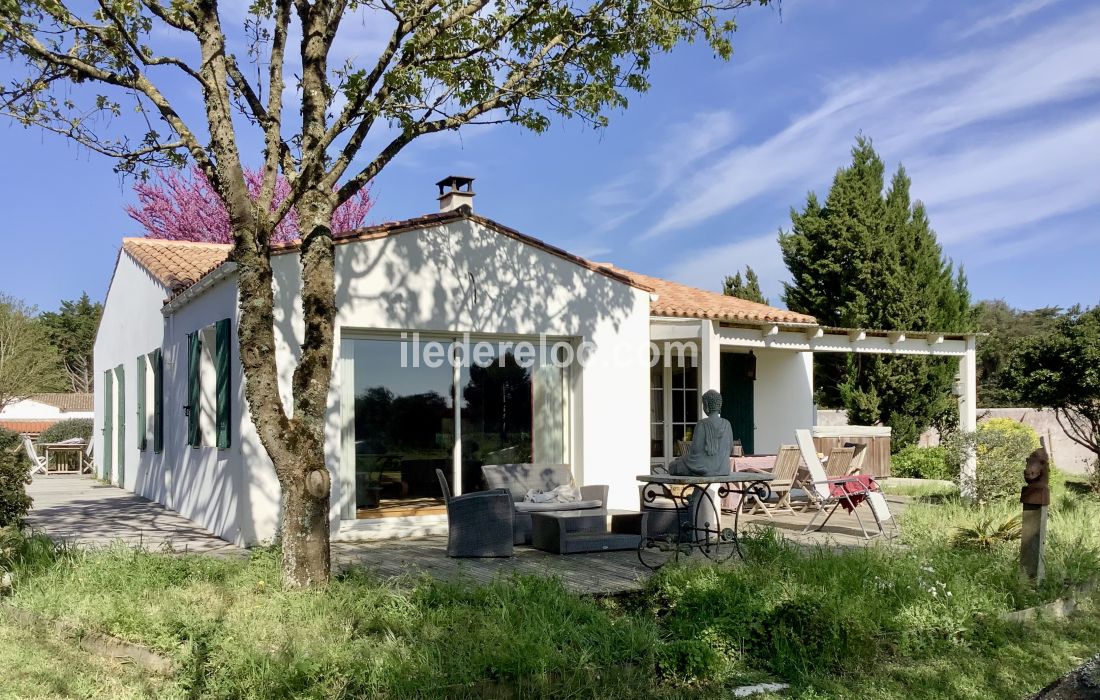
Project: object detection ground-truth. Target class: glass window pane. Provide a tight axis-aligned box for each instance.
[650,424,664,459]
[672,389,685,423]
[353,339,454,513]
[685,390,700,423]
[459,344,565,492]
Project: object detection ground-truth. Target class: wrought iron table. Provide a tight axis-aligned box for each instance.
[636,472,774,569]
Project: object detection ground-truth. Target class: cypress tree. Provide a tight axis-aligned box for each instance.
[779,137,972,446]
[723,266,769,304]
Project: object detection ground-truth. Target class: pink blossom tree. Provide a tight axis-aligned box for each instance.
[126,167,372,243]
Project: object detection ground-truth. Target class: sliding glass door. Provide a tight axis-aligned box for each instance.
[347,335,569,518]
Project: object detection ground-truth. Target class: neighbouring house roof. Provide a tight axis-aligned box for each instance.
[122,238,232,292]
[30,393,94,413]
[119,210,814,325]
[0,419,55,434]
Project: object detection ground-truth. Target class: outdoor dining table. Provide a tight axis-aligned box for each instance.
[40,438,88,473]
[635,471,774,569]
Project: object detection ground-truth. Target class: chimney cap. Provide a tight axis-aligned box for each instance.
[436,175,475,195]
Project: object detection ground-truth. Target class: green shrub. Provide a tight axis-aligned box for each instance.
[951,515,1021,551]
[947,418,1039,504]
[37,418,93,445]
[892,445,953,480]
[0,428,32,526]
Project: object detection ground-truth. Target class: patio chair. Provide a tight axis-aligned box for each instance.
[435,469,515,557]
[22,437,47,476]
[743,445,801,518]
[794,429,893,539]
[844,442,868,474]
[823,446,857,479]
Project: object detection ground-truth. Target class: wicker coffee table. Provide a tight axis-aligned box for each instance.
[530,509,646,554]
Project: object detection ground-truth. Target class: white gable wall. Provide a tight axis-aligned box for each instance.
[315,218,650,529]
[93,255,169,491]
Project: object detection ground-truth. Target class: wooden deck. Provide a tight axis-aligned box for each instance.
[331,536,653,595]
[329,496,910,596]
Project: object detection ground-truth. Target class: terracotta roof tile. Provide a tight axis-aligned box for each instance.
[0,420,56,434]
[122,238,231,293]
[596,267,817,325]
[121,213,813,325]
[30,393,93,412]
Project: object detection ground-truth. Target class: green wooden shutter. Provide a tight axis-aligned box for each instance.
[103,370,113,479]
[187,332,201,447]
[152,349,164,454]
[215,318,232,449]
[136,356,147,451]
[115,365,125,486]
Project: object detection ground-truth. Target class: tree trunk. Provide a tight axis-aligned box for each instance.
[280,452,331,587]
[232,202,334,589]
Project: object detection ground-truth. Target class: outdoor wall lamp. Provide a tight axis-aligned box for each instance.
[183,404,192,418]
[746,351,757,381]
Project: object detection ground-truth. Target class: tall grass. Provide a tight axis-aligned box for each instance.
[2,479,1099,699]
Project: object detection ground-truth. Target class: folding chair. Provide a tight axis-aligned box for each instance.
[823,446,857,479]
[22,437,48,476]
[794,429,892,539]
[743,445,801,518]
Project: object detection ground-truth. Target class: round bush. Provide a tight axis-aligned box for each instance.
[0,427,32,526]
[892,445,953,480]
[37,418,92,445]
[947,418,1040,503]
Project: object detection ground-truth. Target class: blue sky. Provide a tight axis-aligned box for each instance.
[2,0,1098,313]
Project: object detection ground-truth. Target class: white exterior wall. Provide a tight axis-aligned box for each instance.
[314,218,652,535]
[95,254,279,546]
[753,350,815,454]
[93,255,169,492]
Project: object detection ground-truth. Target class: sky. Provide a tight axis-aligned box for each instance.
[1,0,1098,314]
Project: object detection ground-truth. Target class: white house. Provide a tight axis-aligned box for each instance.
[1,393,94,436]
[93,176,979,546]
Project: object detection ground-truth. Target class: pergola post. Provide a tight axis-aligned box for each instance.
[698,319,723,529]
[700,319,721,393]
[958,336,978,501]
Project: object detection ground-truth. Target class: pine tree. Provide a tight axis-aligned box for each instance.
[723,266,768,304]
[779,137,972,446]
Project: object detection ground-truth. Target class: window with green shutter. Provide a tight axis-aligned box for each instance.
[152,348,163,454]
[136,355,147,451]
[215,318,232,449]
[115,365,125,486]
[187,332,201,447]
[103,370,113,479]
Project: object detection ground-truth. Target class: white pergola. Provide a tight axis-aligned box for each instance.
[650,316,979,492]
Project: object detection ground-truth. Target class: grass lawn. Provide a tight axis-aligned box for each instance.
[0,614,176,699]
[2,475,1098,699]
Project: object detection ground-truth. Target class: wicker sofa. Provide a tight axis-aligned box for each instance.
[481,464,607,545]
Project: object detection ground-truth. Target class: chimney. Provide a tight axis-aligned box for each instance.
[436,175,475,212]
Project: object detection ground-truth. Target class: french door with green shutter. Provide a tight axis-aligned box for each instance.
[115,365,125,486]
[719,353,755,454]
[102,370,113,480]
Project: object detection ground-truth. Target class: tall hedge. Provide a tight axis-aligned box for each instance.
[0,427,33,526]
[37,418,93,445]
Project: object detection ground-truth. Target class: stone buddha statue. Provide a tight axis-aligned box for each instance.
[668,390,734,477]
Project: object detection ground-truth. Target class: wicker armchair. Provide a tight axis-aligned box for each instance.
[435,469,515,557]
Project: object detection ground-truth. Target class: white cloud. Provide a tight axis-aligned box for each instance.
[661,233,788,302]
[640,5,1100,241]
[584,110,739,232]
[952,0,1061,39]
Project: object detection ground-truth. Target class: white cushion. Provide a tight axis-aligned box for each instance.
[514,499,602,512]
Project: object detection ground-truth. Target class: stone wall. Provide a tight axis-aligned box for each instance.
[815,407,1094,475]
